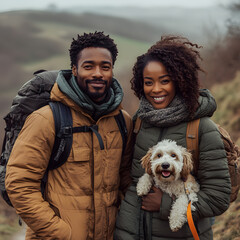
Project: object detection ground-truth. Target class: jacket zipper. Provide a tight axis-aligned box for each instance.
[157,127,166,142]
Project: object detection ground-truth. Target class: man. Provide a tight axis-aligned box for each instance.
[5,32,133,240]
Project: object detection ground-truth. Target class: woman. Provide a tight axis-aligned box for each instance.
[114,36,231,240]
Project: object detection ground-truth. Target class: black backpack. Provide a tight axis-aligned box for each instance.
[0,70,127,207]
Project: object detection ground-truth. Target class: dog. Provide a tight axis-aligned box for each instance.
[136,139,199,232]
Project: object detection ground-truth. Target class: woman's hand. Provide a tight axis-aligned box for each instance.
[141,186,163,212]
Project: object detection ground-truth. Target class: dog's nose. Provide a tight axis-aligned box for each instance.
[161,162,170,169]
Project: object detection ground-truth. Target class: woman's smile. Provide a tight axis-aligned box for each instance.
[152,95,167,104]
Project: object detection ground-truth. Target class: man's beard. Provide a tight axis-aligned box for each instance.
[84,79,109,101]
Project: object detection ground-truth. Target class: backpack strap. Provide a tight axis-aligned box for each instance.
[41,101,73,197]
[133,117,142,134]
[72,125,104,150]
[186,119,200,174]
[114,110,128,155]
[42,102,105,196]
[49,102,105,167]
[49,101,73,169]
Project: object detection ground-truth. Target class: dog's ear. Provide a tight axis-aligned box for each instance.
[180,148,193,181]
[141,149,153,175]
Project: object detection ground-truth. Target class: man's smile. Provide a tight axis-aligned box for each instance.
[86,79,107,89]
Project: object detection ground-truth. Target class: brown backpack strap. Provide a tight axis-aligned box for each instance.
[186,119,200,174]
[133,117,142,134]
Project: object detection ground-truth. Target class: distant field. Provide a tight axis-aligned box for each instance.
[22,21,150,75]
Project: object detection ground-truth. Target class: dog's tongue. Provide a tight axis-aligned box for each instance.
[162,171,171,177]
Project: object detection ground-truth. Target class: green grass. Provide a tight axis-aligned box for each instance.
[22,21,150,75]
[0,223,20,240]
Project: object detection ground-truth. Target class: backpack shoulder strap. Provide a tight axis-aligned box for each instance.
[49,101,73,169]
[114,110,128,154]
[186,119,200,174]
[133,117,142,134]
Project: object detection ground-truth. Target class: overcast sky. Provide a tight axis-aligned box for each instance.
[1,0,229,12]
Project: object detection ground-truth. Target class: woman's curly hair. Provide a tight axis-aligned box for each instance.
[131,35,203,116]
[69,31,118,67]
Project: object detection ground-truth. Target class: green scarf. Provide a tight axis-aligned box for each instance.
[56,70,123,120]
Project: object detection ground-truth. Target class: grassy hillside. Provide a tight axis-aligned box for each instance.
[213,194,240,240]
[0,10,160,43]
[211,71,240,145]
[211,72,240,239]
[0,10,152,71]
[0,199,20,240]
[66,5,229,45]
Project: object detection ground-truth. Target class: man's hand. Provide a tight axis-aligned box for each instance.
[141,186,163,212]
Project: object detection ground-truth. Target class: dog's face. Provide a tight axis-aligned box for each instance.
[141,139,193,182]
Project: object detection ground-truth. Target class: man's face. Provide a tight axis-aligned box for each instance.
[72,47,113,103]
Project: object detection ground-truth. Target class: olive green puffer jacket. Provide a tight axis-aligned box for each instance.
[114,90,231,240]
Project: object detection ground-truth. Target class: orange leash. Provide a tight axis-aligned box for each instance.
[187,201,200,240]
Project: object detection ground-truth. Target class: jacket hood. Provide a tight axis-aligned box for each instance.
[50,70,123,119]
[194,89,217,119]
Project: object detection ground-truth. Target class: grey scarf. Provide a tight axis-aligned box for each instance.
[136,95,189,127]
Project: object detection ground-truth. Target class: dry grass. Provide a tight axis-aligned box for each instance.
[211,72,240,239]
[212,72,240,144]
[0,199,21,240]
[213,192,240,239]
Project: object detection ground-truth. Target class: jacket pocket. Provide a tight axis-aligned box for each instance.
[65,148,92,191]
[68,147,91,162]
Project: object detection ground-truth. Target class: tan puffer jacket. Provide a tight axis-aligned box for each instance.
[6,83,133,240]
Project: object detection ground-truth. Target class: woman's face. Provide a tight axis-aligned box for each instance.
[143,61,176,109]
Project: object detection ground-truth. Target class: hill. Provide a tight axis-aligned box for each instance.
[213,195,240,239]
[65,5,230,45]
[212,71,240,145]
[211,72,240,239]
[0,10,161,43]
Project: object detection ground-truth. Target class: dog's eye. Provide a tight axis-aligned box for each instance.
[171,153,176,158]
[157,153,162,158]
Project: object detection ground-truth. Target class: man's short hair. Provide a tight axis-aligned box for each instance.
[69,31,118,67]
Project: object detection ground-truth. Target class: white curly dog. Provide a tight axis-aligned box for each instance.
[136,139,199,232]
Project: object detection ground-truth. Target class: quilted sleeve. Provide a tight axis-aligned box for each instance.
[5,106,71,240]
[192,117,231,220]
